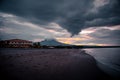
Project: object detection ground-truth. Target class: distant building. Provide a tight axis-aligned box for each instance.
[0,39,33,48]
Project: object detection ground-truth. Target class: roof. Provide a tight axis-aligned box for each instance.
[2,39,32,43]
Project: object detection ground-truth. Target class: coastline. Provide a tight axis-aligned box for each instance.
[0,48,113,80]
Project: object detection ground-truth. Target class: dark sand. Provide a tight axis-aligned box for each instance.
[0,49,115,80]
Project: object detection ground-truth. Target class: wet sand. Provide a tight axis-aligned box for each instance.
[0,49,114,80]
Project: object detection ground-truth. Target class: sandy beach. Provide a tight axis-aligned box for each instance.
[0,48,114,80]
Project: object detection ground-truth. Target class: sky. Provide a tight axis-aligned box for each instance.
[0,0,120,45]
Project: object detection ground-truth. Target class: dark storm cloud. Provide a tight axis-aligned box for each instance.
[0,0,120,35]
[87,28,120,44]
[89,29,120,39]
[0,16,5,26]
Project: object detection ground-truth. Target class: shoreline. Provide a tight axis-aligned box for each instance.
[0,49,114,80]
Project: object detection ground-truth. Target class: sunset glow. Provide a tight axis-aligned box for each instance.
[0,0,120,46]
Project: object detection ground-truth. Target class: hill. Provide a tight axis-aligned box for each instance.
[40,39,71,46]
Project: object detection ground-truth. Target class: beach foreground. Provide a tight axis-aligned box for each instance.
[0,49,114,80]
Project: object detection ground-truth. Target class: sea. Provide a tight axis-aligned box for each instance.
[84,48,120,77]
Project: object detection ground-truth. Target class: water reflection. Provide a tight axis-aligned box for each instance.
[84,48,120,77]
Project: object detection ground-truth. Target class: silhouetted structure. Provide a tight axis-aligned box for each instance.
[0,39,33,48]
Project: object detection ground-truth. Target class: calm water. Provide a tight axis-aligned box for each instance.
[84,48,120,77]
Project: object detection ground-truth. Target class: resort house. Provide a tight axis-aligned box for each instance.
[0,39,33,48]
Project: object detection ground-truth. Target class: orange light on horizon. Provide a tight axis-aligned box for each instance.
[56,38,87,44]
[56,38,115,46]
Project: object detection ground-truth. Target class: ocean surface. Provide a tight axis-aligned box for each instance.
[84,48,120,77]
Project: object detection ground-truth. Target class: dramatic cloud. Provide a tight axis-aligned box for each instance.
[0,0,120,45]
[0,12,120,45]
[0,12,71,41]
[0,0,120,35]
[71,25,120,45]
